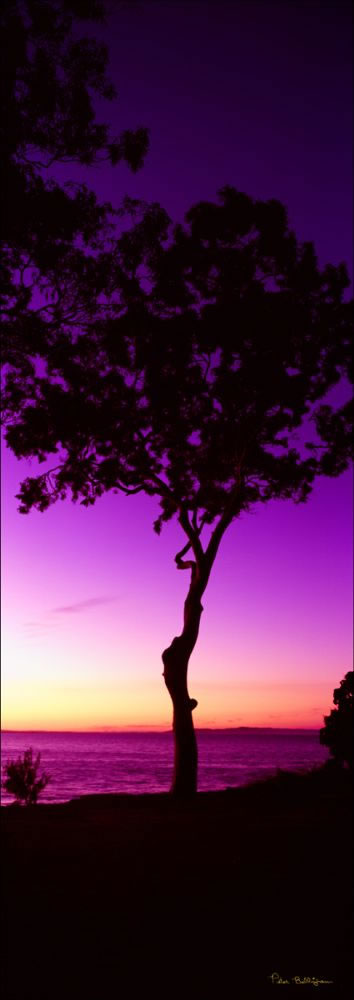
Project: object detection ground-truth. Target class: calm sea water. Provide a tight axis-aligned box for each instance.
[1,729,329,804]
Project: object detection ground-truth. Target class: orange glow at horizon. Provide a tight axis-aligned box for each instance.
[2,677,330,731]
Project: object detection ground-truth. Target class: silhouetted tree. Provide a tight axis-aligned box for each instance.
[320,671,353,770]
[3,180,352,795]
[2,748,51,804]
[1,0,149,371]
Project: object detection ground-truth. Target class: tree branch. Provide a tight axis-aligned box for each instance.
[205,478,243,574]
[175,539,196,573]
[178,507,205,567]
[118,482,145,495]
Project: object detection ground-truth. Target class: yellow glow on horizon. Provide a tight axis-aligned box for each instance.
[1,676,328,731]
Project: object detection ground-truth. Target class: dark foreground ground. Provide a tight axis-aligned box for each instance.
[1,767,352,1000]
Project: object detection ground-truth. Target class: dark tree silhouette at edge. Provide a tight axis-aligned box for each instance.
[320,671,353,770]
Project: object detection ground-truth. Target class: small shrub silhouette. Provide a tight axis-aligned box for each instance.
[2,747,51,805]
[320,671,353,771]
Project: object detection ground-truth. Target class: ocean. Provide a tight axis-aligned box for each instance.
[0,729,329,803]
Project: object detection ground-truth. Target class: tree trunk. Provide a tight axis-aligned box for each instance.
[162,587,203,797]
[161,498,238,795]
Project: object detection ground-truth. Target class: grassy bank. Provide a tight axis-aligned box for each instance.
[2,767,352,999]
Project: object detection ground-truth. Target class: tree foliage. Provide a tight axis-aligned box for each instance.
[2,747,51,804]
[2,188,352,547]
[1,0,149,372]
[320,671,353,770]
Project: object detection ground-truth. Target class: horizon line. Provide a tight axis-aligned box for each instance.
[1,725,321,733]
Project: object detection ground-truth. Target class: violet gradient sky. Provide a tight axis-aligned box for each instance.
[2,0,353,731]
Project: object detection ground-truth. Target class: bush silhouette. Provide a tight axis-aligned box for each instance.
[2,748,51,805]
[320,672,353,771]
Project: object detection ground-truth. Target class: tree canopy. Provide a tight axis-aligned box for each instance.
[3,188,352,543]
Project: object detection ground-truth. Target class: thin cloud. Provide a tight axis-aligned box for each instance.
[22,596,118,634]
[23,621,54,637]
[51,596,116,615]
[23,621,54,630]
[24,621,47,628]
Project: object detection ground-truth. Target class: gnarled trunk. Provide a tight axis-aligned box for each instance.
[161,492,239,795]
[162,585,203,796]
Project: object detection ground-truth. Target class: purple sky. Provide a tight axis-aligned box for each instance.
[2,0,353,730]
